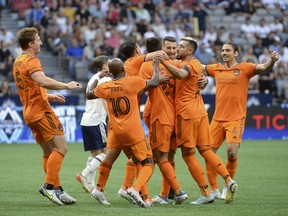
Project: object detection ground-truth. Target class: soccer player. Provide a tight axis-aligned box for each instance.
[12,27,82,206]
[140,36,187,205]
[87,57,160,208]
[76,55,111,193]
[201,42,279,199]
[160,37,238,204]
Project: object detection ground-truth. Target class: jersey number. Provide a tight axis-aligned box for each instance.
[109,97,130,116]
[15,71,24,90]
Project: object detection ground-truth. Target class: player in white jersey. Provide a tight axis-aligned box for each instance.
[76,55,111,193]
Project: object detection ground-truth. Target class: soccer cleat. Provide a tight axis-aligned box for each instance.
[211,189,223,200]
[144,197,153,207]
[39,184,63,206]
[168,188,175,200]
[91,188,111,205]
[75,173,91,193]
[118,188,136,204]
[173,190,188,205]
[55,187,77,205]
[221,186,228,199]
[225,180,238,204]
[152,195,169,205]
[127,187,147,208]
[190,194,214,204]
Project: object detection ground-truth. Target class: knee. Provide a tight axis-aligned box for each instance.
[227,151,237,159]
[197,145,211,156]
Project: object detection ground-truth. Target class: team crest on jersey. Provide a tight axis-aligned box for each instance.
[233,70,240,75]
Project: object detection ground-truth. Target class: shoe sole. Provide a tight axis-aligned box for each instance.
[91,192,111,205]
[190,199,214,205]
[127,190,147,208]
[119,193,136,204]
[173,195,188,205]
[75,174,91,193]
[225,183,238,204]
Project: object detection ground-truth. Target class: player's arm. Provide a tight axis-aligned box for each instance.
[48,93,66,103]
[31,71,82,90]
[161,60,189,79]
[255,49,279,75]
[145,50,169,62]
[86,69,109,100]
[140,57,160,93]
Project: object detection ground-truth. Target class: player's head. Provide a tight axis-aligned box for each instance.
[108,58,124,77]
[177,37,198,60]
[93,55,110,71]
[162,36,177,60]
[145,37,162,53]
[221,42,239,63]
[17,27,42,53]
[119,39,140,59]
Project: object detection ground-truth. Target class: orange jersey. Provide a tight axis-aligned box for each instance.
[139,61,176,126]
[124,55,146,77]
[13,53,53,124]
[175,58,207,119]
[93,76,147,146]
[206,62,256,121]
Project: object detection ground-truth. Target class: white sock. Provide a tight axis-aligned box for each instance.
[81,153,106,178]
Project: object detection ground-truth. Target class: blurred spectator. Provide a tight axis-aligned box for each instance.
[135,3,151,24]
[75,1,91,22]
[63,0,76,22]
[0,41,13,77]
[119,2,136,24]
[253,38,264,58]
[278,46,288,65]
[195,43,213,65]
[218,26,230,43]
[106,3,120,26]
[241,17,256,45]
[255,18,271,39]
[28,1,44,28]
[0,28,15,46]
[225,0,245,15]
[0,80,12,96]
[117,17,134,38]
[136,18,148,36]
[158,22,176,39]
[243,0,257,15]
[242,47,258,64]
[203,26,217,44]
[269,17,284,33]
[192,3,208,34]
[274,60,288,100]
[143,25,156,39]
[64,38,84,79]
[152,15,166,36]
[40,7,52,48]
[88,0,106,21]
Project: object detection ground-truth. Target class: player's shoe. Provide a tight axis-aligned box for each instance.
[127,187,147,208]
[39,184,63,206]
[168,188,175,200]
[221,186,228,199]
[225,180,238,204]
[144,197,153,207]
[173,190,188,204]
[91,188,111,205]
[152,195,169,205]
[190,194,214,204]
[118,188,136,204]
[211,189,223,200]
[75,173,91,193]
[55,186,77,205]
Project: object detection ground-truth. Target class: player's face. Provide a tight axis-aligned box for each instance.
[221,44,238,63]
[177,40,190,60]
[163,41,177,60]
[31,34,42,55]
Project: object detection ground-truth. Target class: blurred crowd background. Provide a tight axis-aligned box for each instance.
[1,0,288,105]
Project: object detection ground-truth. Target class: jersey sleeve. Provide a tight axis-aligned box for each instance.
[93,83,106,99]
[245,62,257,78]
[27,57,43,76]
[133,76,147,94]
[206,64,218,77]
[139,62,152,79]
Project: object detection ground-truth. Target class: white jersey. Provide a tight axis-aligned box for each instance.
[80,75,111,126]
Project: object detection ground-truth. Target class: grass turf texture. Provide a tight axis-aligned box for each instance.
[0,140,287,216]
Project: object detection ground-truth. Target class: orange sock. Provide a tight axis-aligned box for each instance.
[205,161,218,190]
[45,151,64,186]
[201,150,230,182]
[96,161,112,192]
[226,156,238,179]
[42,155,60,188]
[121,159,136,189]
[158,160,181,192]
[182,151,210,196]
[133,163,154,192]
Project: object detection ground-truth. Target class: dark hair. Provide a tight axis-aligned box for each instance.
[17,27,38,50]
[93,55,109,71]
[180,37,198,54]
[163,36,176,43]
[223,42,239,53]
[119,39,137,59]
[145,37,162,53]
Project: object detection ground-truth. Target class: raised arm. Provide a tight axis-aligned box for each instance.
[145,57,160,90]
[161,60,188,79]
[86,69,110,100]
[255,49,279,75]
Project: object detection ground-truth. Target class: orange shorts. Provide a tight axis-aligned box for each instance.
[176,114,212,148]
[149,120,174,152]
[28,112,64,144]
[107,126,152,162]
[170,131,177,151]
[209,117,245,149]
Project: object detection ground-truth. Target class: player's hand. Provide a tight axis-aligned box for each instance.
[269,49,279,62]
[98,69,110,78]
[197,74,208,90]
[67,81,82,90]
[159,72,169,84]
[48,93,66,103]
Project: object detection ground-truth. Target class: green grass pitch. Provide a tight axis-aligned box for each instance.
[0,140,287,216]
